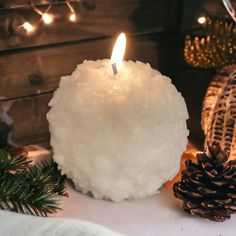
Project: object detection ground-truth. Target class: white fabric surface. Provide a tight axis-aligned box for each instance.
[0,209,123,236]
[1,183,235,236]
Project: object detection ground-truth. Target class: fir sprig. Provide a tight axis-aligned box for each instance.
[0,149,30,173]
[0,149,67,217]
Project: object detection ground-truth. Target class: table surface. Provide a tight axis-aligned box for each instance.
[21,144,235,236]
[57,184,236,236]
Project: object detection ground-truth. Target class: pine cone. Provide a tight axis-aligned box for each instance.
[173,143,236,222]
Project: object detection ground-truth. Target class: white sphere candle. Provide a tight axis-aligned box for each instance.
[47,34,189,201]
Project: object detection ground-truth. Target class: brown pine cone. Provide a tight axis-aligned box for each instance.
[173,142,236,222]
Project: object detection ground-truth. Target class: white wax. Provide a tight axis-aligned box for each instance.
[47,59,189,201]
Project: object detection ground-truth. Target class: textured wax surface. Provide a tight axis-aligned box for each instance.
[47,60,189,201]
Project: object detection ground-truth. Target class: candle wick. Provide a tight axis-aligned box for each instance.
[112,63,118,75]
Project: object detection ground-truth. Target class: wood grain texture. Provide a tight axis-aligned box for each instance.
[0,0,72,9]
[0,0,178,52]
[0,33,176,101]
[2,93,51,146]
[0,0,92,9]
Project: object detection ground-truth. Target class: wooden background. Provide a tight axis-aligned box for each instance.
[0,0,233,148]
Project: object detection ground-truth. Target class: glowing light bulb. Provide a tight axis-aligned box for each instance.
[69,13,76,22]
[42,13,53,24]
[22,22,34,33]
[198,16,206,24]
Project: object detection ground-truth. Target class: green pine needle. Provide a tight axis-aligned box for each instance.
[0,149,30,173]
[0,149,67,217]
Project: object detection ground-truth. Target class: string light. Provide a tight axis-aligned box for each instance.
[15,1,81,37]
[69,13,76,22]
[18,21,35,34]
[42,13,53,24]
[22,22,35,32]
[198,16,206,24]
[31,1,53,25]
[66,1,78,22]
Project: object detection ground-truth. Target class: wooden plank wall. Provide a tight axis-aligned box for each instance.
[0,0,232,148]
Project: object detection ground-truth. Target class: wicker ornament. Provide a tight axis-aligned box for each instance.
[202,65,236,160]
[173,143,236,222]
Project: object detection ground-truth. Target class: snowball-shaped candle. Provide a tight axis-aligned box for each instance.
[47,33,189,201]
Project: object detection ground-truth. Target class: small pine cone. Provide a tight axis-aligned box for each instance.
[173,142,236,222]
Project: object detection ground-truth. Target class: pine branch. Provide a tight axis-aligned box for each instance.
[0,149,67,216]
[0,149,30,173]
[184,17,236,68]
[40,161,68,197]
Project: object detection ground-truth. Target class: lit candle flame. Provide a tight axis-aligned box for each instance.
[110,33,126,74]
